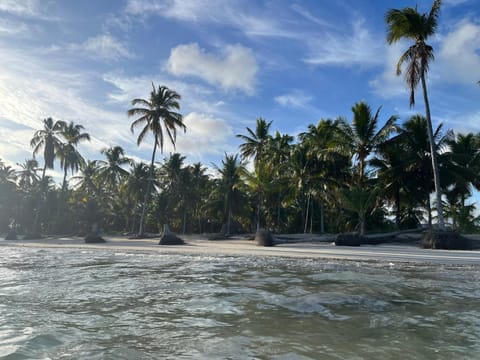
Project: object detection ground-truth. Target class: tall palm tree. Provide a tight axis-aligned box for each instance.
[59,121,90,186]
[127,83,185,236]
[30,117,66,182]
[214,154,245,235]
[335,102,397,183]
[30,117,66,233]
[386,0,445,228]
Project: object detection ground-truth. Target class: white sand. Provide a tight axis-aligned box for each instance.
[1,235,480,265]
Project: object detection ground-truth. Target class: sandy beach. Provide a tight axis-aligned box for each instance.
[2,234,480,265]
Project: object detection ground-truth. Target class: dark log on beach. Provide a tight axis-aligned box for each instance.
[159,233,185,245]
[422,231,471,250]
[335,233,363,246]
[255,229,274,247]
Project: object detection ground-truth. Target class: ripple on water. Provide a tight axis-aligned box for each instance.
[0,247,479,359]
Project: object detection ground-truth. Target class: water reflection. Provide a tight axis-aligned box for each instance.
[0,247,479,359]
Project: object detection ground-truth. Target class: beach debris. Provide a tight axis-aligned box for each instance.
[159,233,185,245]
[255,229,274,246]
[422,231,471,250]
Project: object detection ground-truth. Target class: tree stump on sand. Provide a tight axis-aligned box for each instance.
[84,233,106,243]
[335,233,363,246]
[255,229,274,247]
[422,231,471,250]
[4,230,17,240]
[159,233,185,245]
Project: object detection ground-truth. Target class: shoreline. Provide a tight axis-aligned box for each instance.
[2,235,480,265]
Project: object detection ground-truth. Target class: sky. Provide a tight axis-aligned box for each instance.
[0,0,479,180]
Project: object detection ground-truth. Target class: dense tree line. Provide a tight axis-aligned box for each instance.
[1,0,479,238]
[1,101,479,237]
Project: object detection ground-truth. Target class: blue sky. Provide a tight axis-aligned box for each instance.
[0,0,479,180]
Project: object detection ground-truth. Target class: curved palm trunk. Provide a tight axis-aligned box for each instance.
[421,73,445,229]
[138,141,157,236]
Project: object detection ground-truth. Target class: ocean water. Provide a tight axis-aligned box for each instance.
[0,247,479,359]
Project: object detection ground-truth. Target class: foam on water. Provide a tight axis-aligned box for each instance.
[1,247,480,359]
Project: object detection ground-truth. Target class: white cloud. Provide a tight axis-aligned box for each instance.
[125,0,296,39]
[304,18,384,67]
[70,35,134,61]
[126,0,218,22]
[0,0,41,17]
[438,20,480,85]
[173,112,234,159]
[167,43,257,94]
[369,41,408,99]
[275,90,313,109]
[0,18,28,35]
[0,45,133,170]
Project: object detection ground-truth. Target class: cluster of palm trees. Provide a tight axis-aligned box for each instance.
[2,99,479,237]
[1,0,479,237]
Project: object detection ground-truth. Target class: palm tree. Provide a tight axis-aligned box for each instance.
[30,117,66,233]
[445,133,480,207]
[214,154,245,235]
[97,146,131,192]
[71,160,101,198]
[16,159,41,193]
[58,122,90,191]
[127,83,185,236]
[237,118,274,229]
[335,102,397,182]
[30,117,66,182]
[124,162,151,233]
[236,117,272,165]
[398,114,450,227]
[386,0,445,228]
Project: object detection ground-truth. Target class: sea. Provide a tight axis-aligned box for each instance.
[1,246,479,359]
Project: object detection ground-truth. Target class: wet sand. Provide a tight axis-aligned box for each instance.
[1,234,480,265]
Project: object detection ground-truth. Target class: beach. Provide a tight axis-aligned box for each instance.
[2,234,480,265]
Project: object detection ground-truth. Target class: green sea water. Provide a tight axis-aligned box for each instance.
[0,247,479,359]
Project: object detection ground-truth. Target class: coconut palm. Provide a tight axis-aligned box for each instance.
[398,114,450,226]
[97,146,131,192]
[30,117,66,182]
[236,117,272,165]
[30,117,67,233]
[335,102,398,183]
[16,159,41,193]
[58,122,90,192]
[386,0,445,228]
[71,160,101,199]
[127,83,185,236]
[445,133,480,207]
[214,154,245,235]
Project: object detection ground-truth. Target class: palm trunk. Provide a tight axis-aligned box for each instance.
[256,192,261,231]
[32,163,48,234]
[359,211,366,236]
[421,73,445,229]
[227,204,232,235]
[320,199,325,234]
[138,141,157,236]
[395,189,401,230]
[304,193,310,233]
[182,207,187,234]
